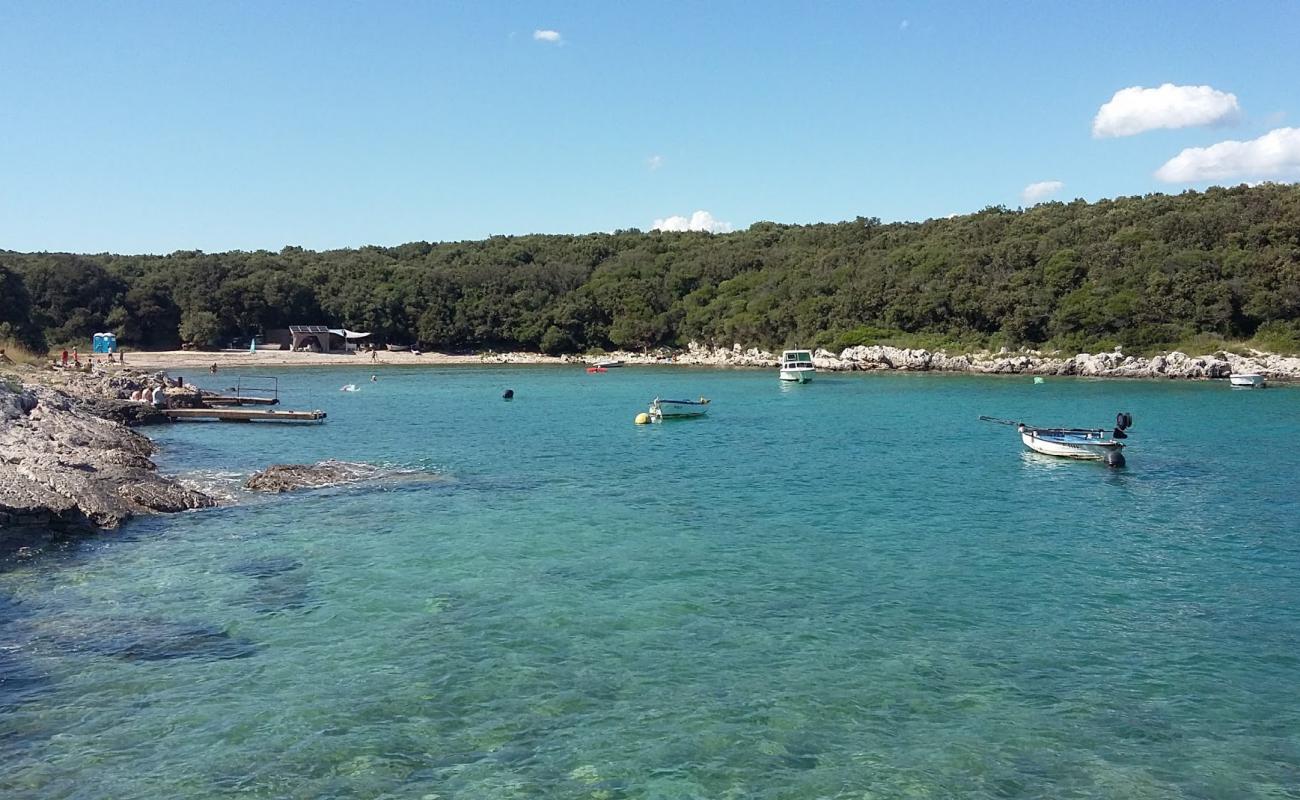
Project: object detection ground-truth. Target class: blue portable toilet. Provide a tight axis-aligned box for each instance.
[92,332,117,353]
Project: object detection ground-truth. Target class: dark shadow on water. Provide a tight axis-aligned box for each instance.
[229,555,303,579]
[32,617,260,662]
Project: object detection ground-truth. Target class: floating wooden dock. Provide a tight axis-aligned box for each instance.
[164,408,326,423]
[200,395,280,406]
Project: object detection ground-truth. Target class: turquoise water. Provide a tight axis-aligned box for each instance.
[3,367,1300,799]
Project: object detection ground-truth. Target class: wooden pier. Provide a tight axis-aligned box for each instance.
[164,407,326,423]
[200,395,280,406]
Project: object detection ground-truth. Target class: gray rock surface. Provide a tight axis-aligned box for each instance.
[0,379,213,533]
[244,460,382,493]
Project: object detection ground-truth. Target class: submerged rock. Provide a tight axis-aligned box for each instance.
[29,616,259,662]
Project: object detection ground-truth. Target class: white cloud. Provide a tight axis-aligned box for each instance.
[647,154,664,171]
[1092,83,1240,138]
[1155,127,1300,183]
[651,210,733,233]
[1021,180,1065,204]
[899,19,910,30]
[533,29,562,43]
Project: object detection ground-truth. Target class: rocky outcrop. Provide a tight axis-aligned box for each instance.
[244,460,441,493]
[0,380,213,534]
[830,346,1282,379]
[604,342,1297,380]
[244,460,384,493]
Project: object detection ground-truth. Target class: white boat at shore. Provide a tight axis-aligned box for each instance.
[648,397,710,420]
[1229,373,1266,388]
[779,350,815,383]
[591,359,624,368]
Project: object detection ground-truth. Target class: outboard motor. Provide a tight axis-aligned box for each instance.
[502,389,514,400]
[1112,411,1133,440]
[1105,450,1126,468]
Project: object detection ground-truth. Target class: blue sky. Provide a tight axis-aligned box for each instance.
[1,1,1297,253]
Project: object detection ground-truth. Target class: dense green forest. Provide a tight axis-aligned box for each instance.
[3,184,1299,356]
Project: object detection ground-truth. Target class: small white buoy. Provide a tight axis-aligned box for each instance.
[634,412,650,425]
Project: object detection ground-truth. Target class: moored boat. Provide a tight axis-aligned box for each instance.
[1229,373,1266,388]
[779,350,815,383]
[982,412,1133,467]
[648,396,710,420]
[591,359,624,368]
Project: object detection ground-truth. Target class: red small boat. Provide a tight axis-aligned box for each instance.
[586,366,607,374]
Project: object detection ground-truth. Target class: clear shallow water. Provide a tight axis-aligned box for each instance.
[3,367,1300,799]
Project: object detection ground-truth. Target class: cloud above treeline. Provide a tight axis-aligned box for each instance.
[652,210,733,233]
[1022,180,1065,204]
[1093,83,1240,138]
[533,29,562,43]
[1156,127,1300,182]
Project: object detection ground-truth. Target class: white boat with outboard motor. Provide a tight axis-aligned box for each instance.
[1229,373,1266,388]
[980,412,1134,467]
[648,396,710,420]
[779,350,815,383]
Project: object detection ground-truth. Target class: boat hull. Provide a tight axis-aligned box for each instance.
[1229,373,1266,388]
[779,350,815,383]
[1020,430,1122,460]
[649,399,710,419]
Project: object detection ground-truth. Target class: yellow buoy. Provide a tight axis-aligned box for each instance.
[634,412,650,425]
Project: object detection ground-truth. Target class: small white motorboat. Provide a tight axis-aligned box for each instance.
[982,412,1133,467]
[779,350,815,383]
[591,359,624,368]
[1229,373,1266,388]
[648,396,710,420]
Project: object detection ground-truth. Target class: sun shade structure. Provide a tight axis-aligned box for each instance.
[288,325,371,353]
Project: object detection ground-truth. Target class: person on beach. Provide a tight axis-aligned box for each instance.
[72,348,79,366]
[61,349,68,367]
[210,363,218,374]
[150,384,166,409]
[371,349,377,362]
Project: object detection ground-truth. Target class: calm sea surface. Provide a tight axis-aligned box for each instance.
[3,367,1299,799]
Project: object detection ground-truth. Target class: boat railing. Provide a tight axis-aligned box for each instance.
[235,375,279,403]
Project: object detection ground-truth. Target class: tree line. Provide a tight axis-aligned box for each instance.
[2,183,1299,356]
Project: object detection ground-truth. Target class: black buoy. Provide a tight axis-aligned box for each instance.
[1105,450,1125,468]
[502,389,514,400]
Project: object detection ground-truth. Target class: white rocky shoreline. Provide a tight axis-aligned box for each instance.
[560,342,1300,381]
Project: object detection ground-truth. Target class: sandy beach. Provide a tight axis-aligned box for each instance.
[118,349,572,370]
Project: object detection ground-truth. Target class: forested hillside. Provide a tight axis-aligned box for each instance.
[3,183,1299,355]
